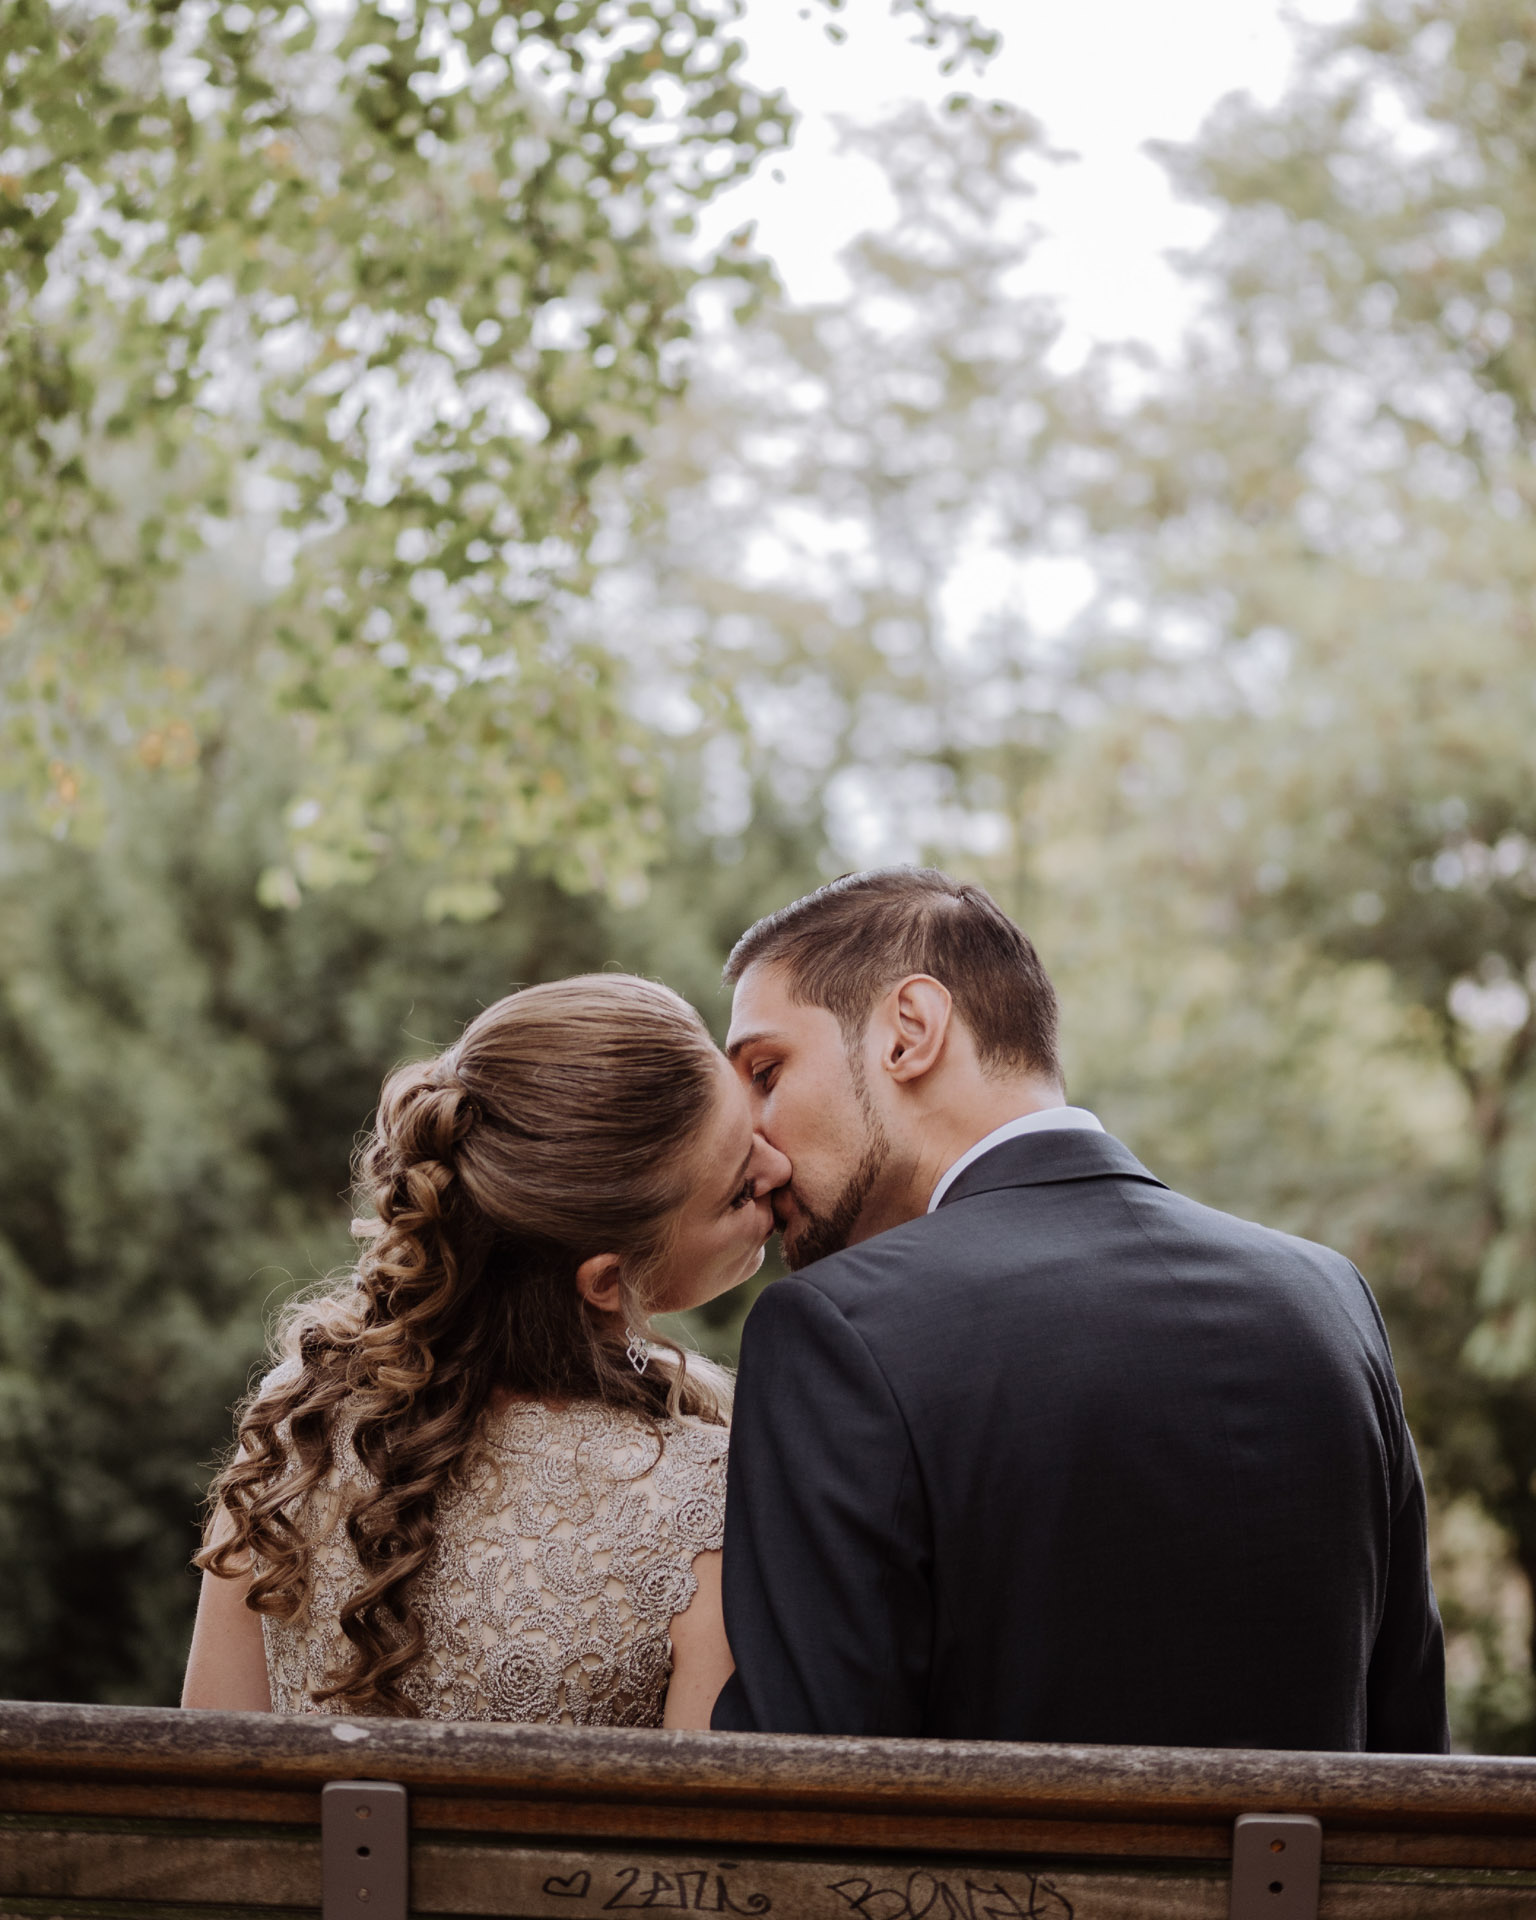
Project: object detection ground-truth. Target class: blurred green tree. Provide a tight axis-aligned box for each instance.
[625,96,1069,898]
[0,527,826,1702]
[1,0,995,911]
[3,0,803,906]
[1023,0,1536,1746]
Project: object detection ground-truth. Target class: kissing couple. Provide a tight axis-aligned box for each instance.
[185,867,1449,1753]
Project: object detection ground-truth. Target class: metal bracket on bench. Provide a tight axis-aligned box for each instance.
[322,1780,409,1920]
[1229,1812,1321,1920]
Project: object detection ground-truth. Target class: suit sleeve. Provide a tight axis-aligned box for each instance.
[1350,1264,1448,1753]
[711,1277,931,1735]
[1366,1413,1450,1753]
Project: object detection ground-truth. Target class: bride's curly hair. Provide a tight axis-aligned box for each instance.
[197,974,733,1714]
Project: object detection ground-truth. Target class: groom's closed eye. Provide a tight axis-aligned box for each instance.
[725,1028,784,1089]
[747,1058,780,1093]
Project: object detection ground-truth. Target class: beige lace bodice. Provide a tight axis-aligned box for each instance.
[261,1395,729,1725]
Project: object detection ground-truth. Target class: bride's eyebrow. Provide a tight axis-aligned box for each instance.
[721,1143,753,1203]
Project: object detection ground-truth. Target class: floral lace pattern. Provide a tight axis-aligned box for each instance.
[261,1397,728,1725]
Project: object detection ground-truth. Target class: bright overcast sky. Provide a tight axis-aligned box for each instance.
[705,0,1360,359]
[686,0,1367,852]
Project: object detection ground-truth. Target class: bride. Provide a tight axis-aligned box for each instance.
[181,974,787,1728]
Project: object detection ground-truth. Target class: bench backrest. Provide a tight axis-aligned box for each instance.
[2,1702,1533,1919]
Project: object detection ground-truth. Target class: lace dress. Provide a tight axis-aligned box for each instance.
[261,1395,729,1725]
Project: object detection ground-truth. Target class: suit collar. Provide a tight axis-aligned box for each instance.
[934,1128,1167,1207]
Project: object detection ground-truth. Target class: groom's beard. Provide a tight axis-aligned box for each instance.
[778,1122,891,1272]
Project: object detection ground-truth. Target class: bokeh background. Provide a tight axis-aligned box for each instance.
[4,0,1535,1749]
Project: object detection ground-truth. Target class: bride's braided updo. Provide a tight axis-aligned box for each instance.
[198,975,730,1714]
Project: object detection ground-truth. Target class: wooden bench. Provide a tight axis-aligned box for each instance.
[1,1701,1533,1920]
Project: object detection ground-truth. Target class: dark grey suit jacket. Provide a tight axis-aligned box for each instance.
[712,1130,1448,1751]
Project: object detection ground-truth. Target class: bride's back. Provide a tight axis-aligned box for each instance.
[265,1386,728,1725]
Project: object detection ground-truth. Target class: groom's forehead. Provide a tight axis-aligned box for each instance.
[725,962,806,1052]
[726,965,848,1060]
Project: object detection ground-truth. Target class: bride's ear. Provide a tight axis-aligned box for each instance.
[575,1252,625,1316]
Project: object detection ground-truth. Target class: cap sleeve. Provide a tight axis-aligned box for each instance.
[259,1354,304,1396]
[618,1419,728,1624]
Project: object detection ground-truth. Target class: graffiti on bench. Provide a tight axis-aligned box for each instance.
[542,1863,769,1912]
[539,1859,1074,1918]
[827,1872,1074,1919]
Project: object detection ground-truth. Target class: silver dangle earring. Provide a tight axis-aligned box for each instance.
[625,1325,650,1376]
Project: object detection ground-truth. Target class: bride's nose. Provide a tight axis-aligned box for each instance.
[750,1133,792,1195]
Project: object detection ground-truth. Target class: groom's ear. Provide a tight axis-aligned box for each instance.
[575,1252,626,1315]
[879,974,953,1087]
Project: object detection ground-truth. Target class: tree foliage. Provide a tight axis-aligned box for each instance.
[2,0,997,910]
[1019,0,1536,1746]
[2,0,798,907]
[629,96,1068,893]
[0,583,822,1702]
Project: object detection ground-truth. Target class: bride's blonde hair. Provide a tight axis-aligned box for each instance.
[198,974,732,1714]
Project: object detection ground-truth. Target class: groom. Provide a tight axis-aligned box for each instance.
[711,868,1448,1751]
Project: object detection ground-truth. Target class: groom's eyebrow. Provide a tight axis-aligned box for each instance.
[726,1028,779,1061]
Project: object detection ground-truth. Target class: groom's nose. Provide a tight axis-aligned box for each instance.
[751,1133,792,1195]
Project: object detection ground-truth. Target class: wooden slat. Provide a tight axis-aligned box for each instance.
[3,1702,1536,1920]
[9,1803,1536,1877]
[7,1795,1536,1874]
[0,1832,316,1906]
[2,1705,1532,1836]
[7,1825,1536,1920]
[0,1906,317,1920]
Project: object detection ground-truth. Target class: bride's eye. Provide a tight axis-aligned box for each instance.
[729,1179,756,1211]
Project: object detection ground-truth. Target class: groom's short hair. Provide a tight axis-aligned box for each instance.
[725,868,1061,1084]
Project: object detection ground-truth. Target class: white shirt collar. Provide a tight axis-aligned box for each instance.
[926,1107,1105,1214]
